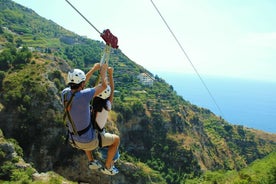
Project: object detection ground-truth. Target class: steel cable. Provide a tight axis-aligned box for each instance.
[150,0,224,117]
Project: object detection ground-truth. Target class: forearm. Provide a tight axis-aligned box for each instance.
[93,64,107,97]
[85,63,100,84]
[108,69,114,103]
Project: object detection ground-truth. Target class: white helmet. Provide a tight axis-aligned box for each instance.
[97,85,111,99]
[67,69,86,84]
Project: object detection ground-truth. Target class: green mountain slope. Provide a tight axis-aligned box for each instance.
[0,0,275,183]
[186,151,276,184]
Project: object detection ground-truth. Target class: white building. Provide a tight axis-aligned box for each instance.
[137,73,155,86]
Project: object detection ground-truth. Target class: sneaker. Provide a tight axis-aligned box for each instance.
[88,160,102,170]
[101,166,119,175]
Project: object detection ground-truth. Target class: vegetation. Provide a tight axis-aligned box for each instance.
[185,151,276,184]
[0,0,275,183]
[0,129,76,184]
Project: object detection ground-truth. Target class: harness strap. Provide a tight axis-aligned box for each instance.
[69,123,91,136]
[90,109,103,147]
[94,45,111,86]
[98,132,103,148]
[100,44,111,66]
[63,92,78,135]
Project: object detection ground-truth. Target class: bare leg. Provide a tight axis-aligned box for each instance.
[105,135,120,169]
[85,150,94,162]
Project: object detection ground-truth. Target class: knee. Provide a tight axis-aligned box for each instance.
[113,135,120,145]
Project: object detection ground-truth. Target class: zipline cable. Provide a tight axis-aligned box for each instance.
[150,0,224,117]
[65,0,101,34]
[65,0,118,85]
[65,0,118,49]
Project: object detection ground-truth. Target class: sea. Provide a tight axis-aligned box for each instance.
[157,73,276,134]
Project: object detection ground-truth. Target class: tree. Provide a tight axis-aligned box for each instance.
[268,165,276,184]
[0,43,17,70]
[132,101,144,115]
[15,38,23,47]
[0,50,13,70]
[13,46,32,65]
[4,33,14,43]
[0,71,5,90]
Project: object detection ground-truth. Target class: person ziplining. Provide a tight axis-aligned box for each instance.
[62,0,120,175]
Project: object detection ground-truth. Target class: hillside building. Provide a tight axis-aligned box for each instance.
[137,73,155,86]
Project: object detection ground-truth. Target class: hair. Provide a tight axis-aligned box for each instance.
[92,97,110,112]
[69,82,82,89]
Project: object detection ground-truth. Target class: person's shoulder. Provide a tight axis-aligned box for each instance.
[82,88,95,92]
[62,87,70,94]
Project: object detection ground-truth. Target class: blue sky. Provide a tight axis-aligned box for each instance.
[12,0,276,82]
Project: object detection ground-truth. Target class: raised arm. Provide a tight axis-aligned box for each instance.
[107,67,114,103]
[85,63,101,84]
[93,64,108,97]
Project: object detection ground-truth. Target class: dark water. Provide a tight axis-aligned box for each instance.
[159,73,276,133]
